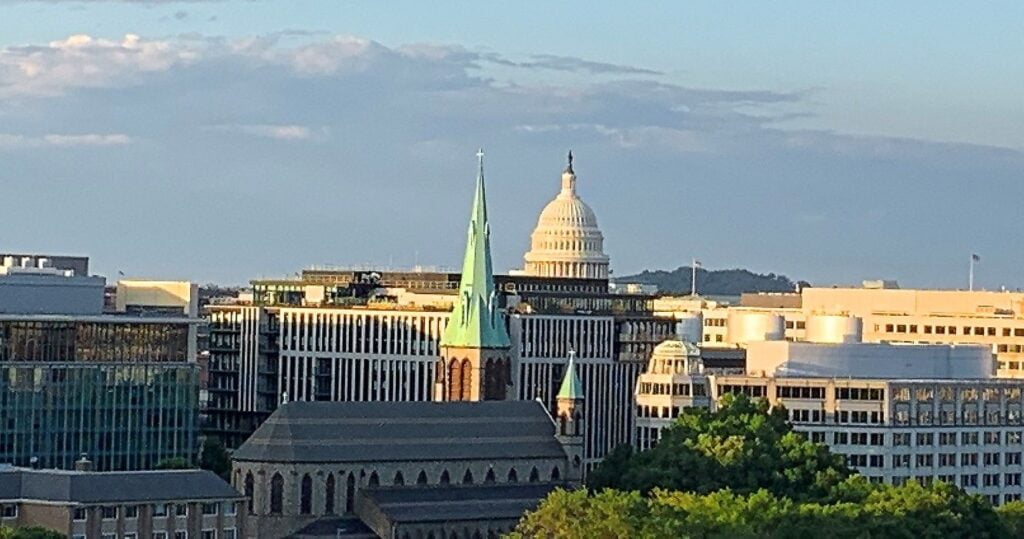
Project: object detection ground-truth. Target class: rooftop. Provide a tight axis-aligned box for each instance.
[233,400,567,464]
[0,467,241,504]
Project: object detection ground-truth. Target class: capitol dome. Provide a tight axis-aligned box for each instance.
[523,153,610,279]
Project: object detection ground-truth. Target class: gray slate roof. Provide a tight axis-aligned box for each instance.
[233,400,566,464]
[0,468,241,504]
[361,483,559,523]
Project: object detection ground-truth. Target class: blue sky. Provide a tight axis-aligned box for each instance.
[1,1,1022,287]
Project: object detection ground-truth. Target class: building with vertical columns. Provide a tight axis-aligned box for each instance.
[435,151,513,403]
[522,152,610,280]
[633,338,1024,505]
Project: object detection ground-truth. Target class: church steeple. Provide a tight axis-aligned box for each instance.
[441,149,511,349]
[435,150,512,403]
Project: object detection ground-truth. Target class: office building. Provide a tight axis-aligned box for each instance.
[634,328,1024,505]
[0,267,202,470]
[0,464,244,538]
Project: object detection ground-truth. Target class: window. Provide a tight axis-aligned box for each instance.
[893,454,911,468]
[985,452,1001,466]
[300,474,313,514]
[175,532,187,539]
[223,501,237,516]
[939,432,957,446]
[101,506,118,520]
[201,531,216,539]
[984,473,1001,487]
[916,454,934,467]
[893,433,911,446]
[868,455,884,468]
[1,505,16,518]
[985,431,1002,445]
[101,534,116,539]
[202,502,219,516]
[175,504,188,517]
[124,505,138,519]
[270,473,284,514]
[939,453,957,467]
[1008,452,1023,465]
[73,507,88,521]
[124,534,137,539]
[1007,473,1022,487]
[222,530,236,539]
[961,453,979,466]
[961,474,978,487]
[961,432,979,445]
[153,534,167,539]
[153,504,168,517]
[72,535,86,539]
[916,433,934,446]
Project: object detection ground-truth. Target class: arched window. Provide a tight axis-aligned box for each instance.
[270,473,284,514]
[484,468,496,484]
[440,469,450,485]
[300,474,313,514]
[528,467,540,483]
[448,360,462,400]
[368,471,380,487]
[325,474,336,515]
[484,358,496,399]
[462,469,474,484]
[551,466,561,481]
[460,358,472,400]
[244,472,255,514]
[345,473,355,514]
[393,471,405,486]
[417,470,428,485]
[559,414,568,435]
[507,468,518,483]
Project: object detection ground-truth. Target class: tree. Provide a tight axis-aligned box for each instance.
[200,436,232,479]
[512,480,1013,539]
[0,527,65,539]
[155,457,191,470]
[588,393,850,502]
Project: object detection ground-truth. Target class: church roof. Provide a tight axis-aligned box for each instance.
[232,400,566,464]
[557,353,584,401]
[359,483,559,525]
[441,150,511,349]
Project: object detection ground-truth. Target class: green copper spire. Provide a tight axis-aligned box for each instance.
[441,150,511,349]
[557,351,584,400]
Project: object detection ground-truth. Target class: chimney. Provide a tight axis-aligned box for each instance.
[74,454,93,472]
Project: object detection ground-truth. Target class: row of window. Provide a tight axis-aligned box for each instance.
[72,530,236,539]
[892,386,1022,402]
[72,502,236,521]
[816,430,1024,447]
[637,382,707,397]
[881,323,1024,338]
[844,452,1024,472]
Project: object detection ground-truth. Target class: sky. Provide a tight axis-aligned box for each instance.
[1,1,1022,288]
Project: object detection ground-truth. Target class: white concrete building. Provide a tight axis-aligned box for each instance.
[635,336,1024,505]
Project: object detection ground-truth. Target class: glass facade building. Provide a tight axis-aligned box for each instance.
[0,316,200,471]
[0,362,198,470]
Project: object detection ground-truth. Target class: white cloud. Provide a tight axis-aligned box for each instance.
[209,124,322,141]
[0,132,132,149]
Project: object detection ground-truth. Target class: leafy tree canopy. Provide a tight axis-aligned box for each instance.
[511,479,1012,539]
[200,436,232,480]
[0,527,65,539]
[154,457,191,470]
[587,393,850,502]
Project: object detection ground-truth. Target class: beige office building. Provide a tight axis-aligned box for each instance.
[658,286,1024,377]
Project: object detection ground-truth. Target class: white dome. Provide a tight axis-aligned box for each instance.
[522,155,610,280]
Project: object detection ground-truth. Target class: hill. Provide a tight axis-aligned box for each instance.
[616,266,800,296]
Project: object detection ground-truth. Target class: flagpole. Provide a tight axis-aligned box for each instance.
[969,255,975,291]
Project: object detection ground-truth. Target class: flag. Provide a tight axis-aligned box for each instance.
[693,260,702,268]
[972,254,981,262]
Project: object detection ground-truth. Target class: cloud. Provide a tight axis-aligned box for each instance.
[0,132,132,149]
[208,124,324,141]
[0,32,1020,288]
[482,52,661,75]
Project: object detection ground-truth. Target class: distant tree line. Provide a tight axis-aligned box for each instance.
[616,266,801,295]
